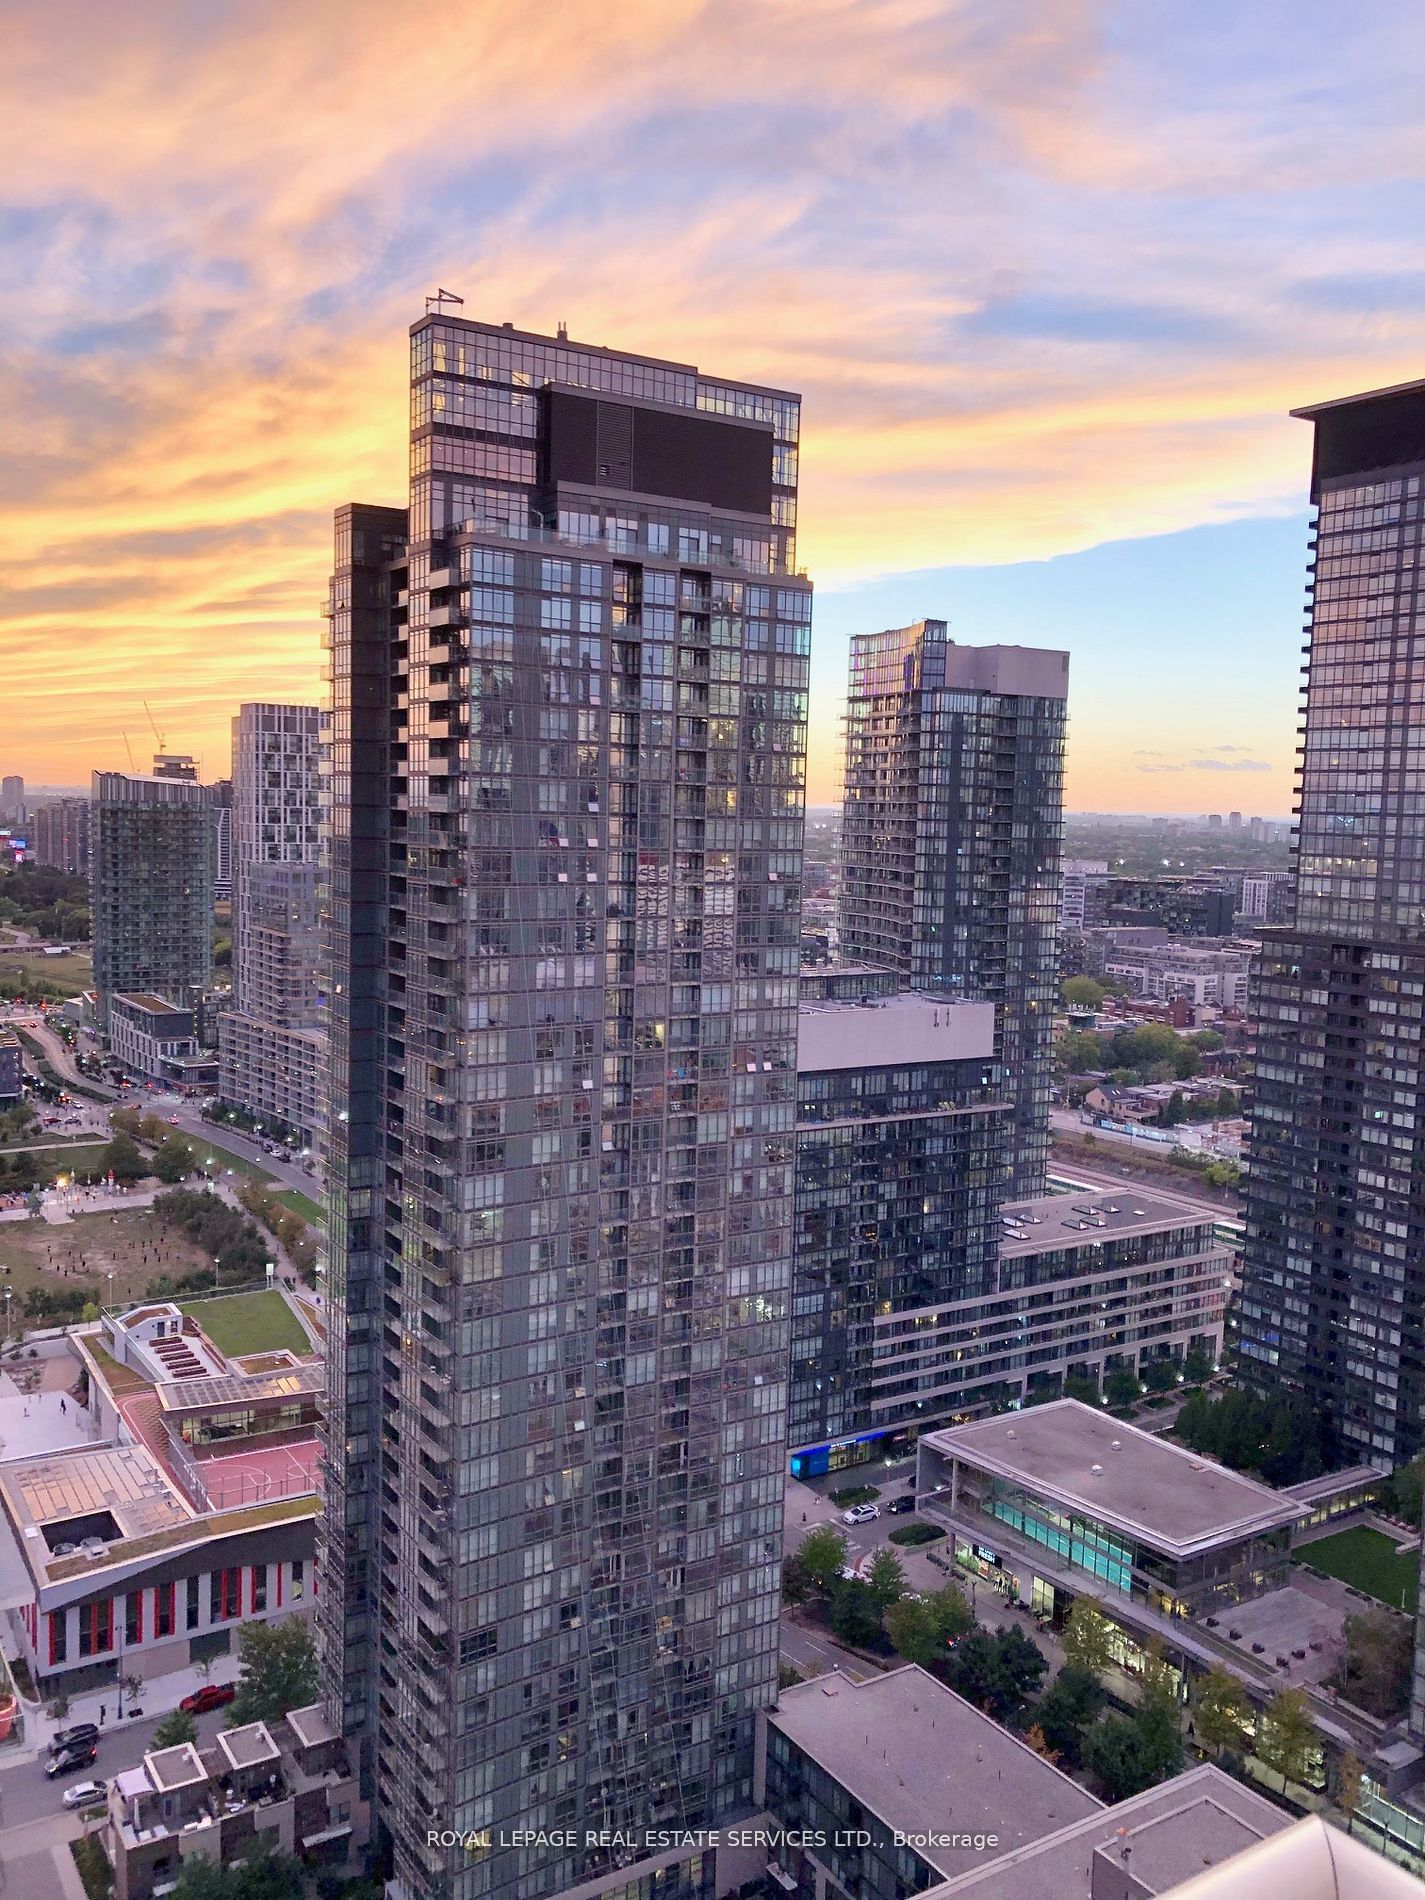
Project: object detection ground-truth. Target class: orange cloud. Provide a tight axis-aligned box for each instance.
[1,0,1422,797]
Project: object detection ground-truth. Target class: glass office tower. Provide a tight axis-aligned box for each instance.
[1241,379,1425,1468]
[838,622,1068,1196]
[321,316,810,1900]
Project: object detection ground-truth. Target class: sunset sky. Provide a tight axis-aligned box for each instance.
[4,1,1424,810]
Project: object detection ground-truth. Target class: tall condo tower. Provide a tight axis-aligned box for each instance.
[838,622,1068,1195]
[1240,379,1425,1467]
[218,704,324,1143]
[322,314,810,1900]
[90,769,213,1035]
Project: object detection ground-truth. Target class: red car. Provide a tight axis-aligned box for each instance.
[179,1684,236,1716]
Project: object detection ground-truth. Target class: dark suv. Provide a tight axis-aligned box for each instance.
[46,1743,98,1778]
[887,1493,916,1515]
[49,1723,100,1756]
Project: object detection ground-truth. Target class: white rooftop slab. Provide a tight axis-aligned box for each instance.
[923,1401,1304,1558]
[217,1722,279,1771]
[286,1703,339,1749]
[768,1666,1098,1880]
[999,1189,1219,1256]
[798,992,995,1074]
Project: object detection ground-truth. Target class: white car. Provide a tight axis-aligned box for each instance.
[62,1779,106,1809]
[842,1503,880,1526]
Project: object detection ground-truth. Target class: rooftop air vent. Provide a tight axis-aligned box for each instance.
[1090,1463,1104,1475]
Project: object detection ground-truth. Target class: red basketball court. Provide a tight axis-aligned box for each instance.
[193,1436,320,1510]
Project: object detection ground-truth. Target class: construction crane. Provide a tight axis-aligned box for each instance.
[144,702,165,754]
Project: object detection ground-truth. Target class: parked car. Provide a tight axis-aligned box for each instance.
[48,1722,99,1756]
[62,1778,107,1809]
[180,1683,236,1716]
[887,1494,916,1514]
[842,1503,880,1526]
[46,1744,98,1778]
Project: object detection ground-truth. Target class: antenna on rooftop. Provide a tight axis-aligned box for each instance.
[426,287,466,315]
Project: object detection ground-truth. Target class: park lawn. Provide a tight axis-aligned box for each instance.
[274,1186,324,1226]
[176,1135,275,1185]
[1,950,93,996]
[1296,1525,1420,1611]
[179,1289,309,1357]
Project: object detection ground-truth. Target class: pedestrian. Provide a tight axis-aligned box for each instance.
[99,1704,106,1724]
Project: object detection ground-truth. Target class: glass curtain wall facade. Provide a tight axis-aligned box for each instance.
[90,770,214,1035]
[1240,382,1425,1466]
[322,318,809,1900]
[790,1046,1007,1458]
[219,704,325,1143]
[838,623,1068,1196]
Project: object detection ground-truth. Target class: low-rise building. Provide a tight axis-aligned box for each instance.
[757,1666,1101,1898]
[792,1189,1230,1478]
[0,1441,316,1695]
[106,1705,366,1900]
[107,993,219,1092]
[754,1669,1353,1900]
[918,1401,1303,1623]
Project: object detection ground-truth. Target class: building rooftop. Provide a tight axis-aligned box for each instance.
[798,991,996,1075]
[112,992,187,1016]
[999,1189,1218,1257]
[147,1743,207,1792]
[0,1443,196,1584]
[922,1401,1304,1558]
[216,1723,280,1772]
[768,1666,1099,1880]
[286,1703,340,1750]
[155,1362,323,1414]
[929,1766,1290,1899]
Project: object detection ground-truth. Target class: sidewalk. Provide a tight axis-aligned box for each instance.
[13,1650,242,1758]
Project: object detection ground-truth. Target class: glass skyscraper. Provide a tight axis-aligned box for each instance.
[838,622,1068,1196]
[321,315,809,1900]
[1240,379,1425,1467]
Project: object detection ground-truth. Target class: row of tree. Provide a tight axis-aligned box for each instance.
[1173,1387,1328,1486]
[787,1528,1342,1806]
[1057,1019,1224,1087]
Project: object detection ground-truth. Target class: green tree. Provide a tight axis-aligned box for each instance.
[1031,1661,1104,1765]
[883,1595,942,1667]
[1158,1090,1186,1127]
[100,1131,147,1184]
[927,1581,975,1644]
[1143,1358,1179,1394]
[1379,1453,1425,1529]
[153,1140,193,1184]
[1065,1372,1102,1407]
[152,1707,199,1749]
[226,1619,318,1726]
[866,1549,905,1610]
[1082,1715,1150,1798]
[829,1579,886,1650]
[780,1551,812,1606]
[1061,977,1107,1010]
[943,1625,1046,1723]
[1192,1666,1252,1755]
[1256,1687,1318,1789]
[1058,1029,1110,1075]
[1061,1597,1116,1677]
[797,1524,849,1597]
[1216,1086,1239,1116]
[1106,1367,1142,1410]
[1182,1344,1215,1385]
[1187,1029,1225,1052]
[1172,1044,1201,1081]
[1335,1750,1363,1821]
[1339,1608,1413,1716]
[1133,1674,1184,1784]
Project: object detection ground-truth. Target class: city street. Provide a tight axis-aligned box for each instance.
[0,1702,233,1833]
